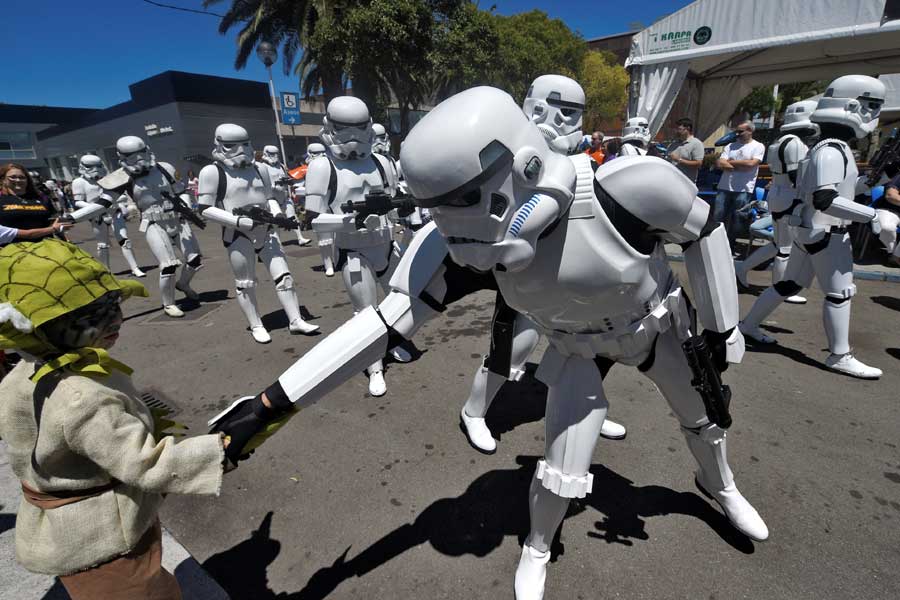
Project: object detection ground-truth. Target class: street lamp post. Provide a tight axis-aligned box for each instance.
[256,41,288,163]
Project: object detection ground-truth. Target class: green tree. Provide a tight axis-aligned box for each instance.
[572,51,628,133]
[488,10,587,102]
[203,0,348,103]
[736,80,828,120]
[430,2,500,100]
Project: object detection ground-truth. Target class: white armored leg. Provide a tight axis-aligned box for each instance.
[341,253,388,395]
[516,350,609,600]
[260,232,318,335]
[113,213,145,276]
[810,232,881,378]
[773,219,805,303]
[176,221,203,299]
[145,223,182,317]
[740,243,814,344]
[642,328,768,541]
[318,233,335,276]
[93,221,111,268]
[229,237,269,343]
[462,314,540,453]
[735,243,776,287]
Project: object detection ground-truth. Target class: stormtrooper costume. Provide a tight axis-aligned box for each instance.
[460,75,626,454]
[300,143,336,276]
[210,87,768,599]
[197,124,318,344]
[372,122,431,248]
[618,116,650,157]
[304,98,411,396]
[68,136,203,318]
[258,145,312,246]
[735,101,820,304]
[70,155,145,277]
[740,75,885,379]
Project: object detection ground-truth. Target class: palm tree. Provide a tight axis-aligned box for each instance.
[203,0,346,103]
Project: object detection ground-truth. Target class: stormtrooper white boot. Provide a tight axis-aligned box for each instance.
[324,256,335,277]
[296,230,312,246]
[275,279,319,335]
[176,264,201,300]
[514,545,550,600]
[460,365,506,453]
[600,418,627,440]
[160,269,183,318]
[236,285,270,344]
[368,364,387,397]
[120,240,146,277]
[825,353,882,379]
[684,425,769,542]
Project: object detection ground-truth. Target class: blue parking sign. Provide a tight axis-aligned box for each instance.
[281,92,301,125]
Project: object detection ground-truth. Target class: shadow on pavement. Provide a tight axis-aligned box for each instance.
[202,512,285,599]
[282,457,754,599]
[485,367,547,441]
[38,579,69,600]
[0,512,15,536]
[871,295,900,312]
[886,348,900,361]
[262,307,322,332]
[744,339,831,373]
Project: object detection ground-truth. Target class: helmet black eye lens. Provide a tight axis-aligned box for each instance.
[456,189,482,206]
[561,108,578,117]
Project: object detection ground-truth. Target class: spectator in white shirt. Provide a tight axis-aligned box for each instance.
[715,121,765,250]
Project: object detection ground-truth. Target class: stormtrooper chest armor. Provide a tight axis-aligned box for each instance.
[218,165,269,212]
[79,178,104,204]
[132,169,174,212]
[329,158,388,215]
[494,157,671,335]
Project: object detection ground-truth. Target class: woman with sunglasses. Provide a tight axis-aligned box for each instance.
[0,163,73,246]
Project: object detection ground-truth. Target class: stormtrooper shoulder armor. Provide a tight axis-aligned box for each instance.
[594,156,707,241]
[304,156,334,214]
[197,164,222,206]
[812,140,849,188]
[97,168,132,192]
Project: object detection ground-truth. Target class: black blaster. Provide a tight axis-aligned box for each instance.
[865,128,900,188]
[341,191,417,228]
[160,191,206,230]
[232,205,300,230]
[681,334,733,429]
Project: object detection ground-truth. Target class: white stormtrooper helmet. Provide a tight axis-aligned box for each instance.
[780,100,820,138]
[621,116,651,147]
[811,75,886,138]
[306,143,326,163]
[401,86,575,272]
[522,74,586,154]
[261,145,281,166]
[212,123,255,168]
[78,155,106,180]
[320,96,374,160]
[116,136,155,175]
[372,123,391,155]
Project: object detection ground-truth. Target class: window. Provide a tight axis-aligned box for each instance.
[0,131,36,160]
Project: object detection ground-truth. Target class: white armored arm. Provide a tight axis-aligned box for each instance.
[812,145,877,224]
[196,164,254,230]
[304,156,333,214]
[199,205,255,230]
[66,196,112,222]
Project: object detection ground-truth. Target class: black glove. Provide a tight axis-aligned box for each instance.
[210,395,274,465]
[701,328,734,373]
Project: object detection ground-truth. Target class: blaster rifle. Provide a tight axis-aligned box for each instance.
[341,191,417,223]
[232,205,300,230]
[681,334,733,429]
[160,191,206,230]
[866,128,900,188]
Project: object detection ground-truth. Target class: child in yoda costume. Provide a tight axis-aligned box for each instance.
[0,239,227,600]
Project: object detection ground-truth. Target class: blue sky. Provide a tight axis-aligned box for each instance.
[3,0,690,109]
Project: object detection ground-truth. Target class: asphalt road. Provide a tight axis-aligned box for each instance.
[62,221,900,599]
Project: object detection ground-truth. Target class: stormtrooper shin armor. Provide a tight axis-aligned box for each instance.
[198,124,317,343]
[740,76,884,379]
[211,87,767,600]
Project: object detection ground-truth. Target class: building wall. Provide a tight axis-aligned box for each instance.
[0,122,56,174]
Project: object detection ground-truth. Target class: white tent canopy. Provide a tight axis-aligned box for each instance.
[625,0,900,139]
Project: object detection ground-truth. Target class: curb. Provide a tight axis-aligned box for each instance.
[0,442,229,599]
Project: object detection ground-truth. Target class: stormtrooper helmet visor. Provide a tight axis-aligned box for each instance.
[329,118,372,144]
[119,148,151,169]
[857,96,884,121]
[546,95,584,124]
[217,137,251,156]
[413,141,514,209]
